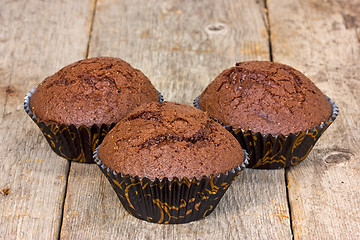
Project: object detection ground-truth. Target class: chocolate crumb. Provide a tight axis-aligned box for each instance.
[1,187,10,196]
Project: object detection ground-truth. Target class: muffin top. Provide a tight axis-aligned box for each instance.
[98,101,244,180]
[30,57,159,126]
[198,61,332,135]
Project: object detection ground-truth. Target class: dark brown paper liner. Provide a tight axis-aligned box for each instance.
[194,96,339,169]
[24,88,164,163]
[94,147,249,224]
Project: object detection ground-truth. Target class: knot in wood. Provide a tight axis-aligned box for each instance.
[323,149,354,164]
[206,23,227,35]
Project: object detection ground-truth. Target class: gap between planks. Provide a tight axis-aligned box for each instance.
[58,0,98,238]
[285,169,295,240]
[86,0,98,59]
[264,0,294,238]
[57,162,71,240]
[264,0,274,62]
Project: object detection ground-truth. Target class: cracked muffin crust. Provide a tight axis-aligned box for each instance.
[198,61,332,135]
[98,101,244,179]
[30,57,159,126]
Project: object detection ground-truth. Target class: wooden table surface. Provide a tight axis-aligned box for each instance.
[1,0,359,239]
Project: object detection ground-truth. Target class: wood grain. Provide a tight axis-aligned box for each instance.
[269,0,360,239]
[60,0,292,239]
[0,0,94,239]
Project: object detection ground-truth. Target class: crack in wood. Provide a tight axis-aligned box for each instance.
[285,168,295,240]
[264,0,273,62]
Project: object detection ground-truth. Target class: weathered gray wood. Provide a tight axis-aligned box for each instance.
[269,0,360,239]
[0,0,94,239]
[61,0,292,239]
[89,0,270,104]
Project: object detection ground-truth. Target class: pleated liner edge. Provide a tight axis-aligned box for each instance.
[94,147,249,224]
[24,87,164,163]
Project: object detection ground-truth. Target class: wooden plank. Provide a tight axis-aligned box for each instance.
[61,0,292,239]
[269,0,360,239]
[0,0,94,239]
[89,0,270,104]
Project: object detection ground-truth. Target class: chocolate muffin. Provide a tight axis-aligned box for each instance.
[99,101,244,179]
[195,61,338,168]
[30,57,159,126]
[24,57,162,163]
[95,101,248,223]
[198,61,332,135]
